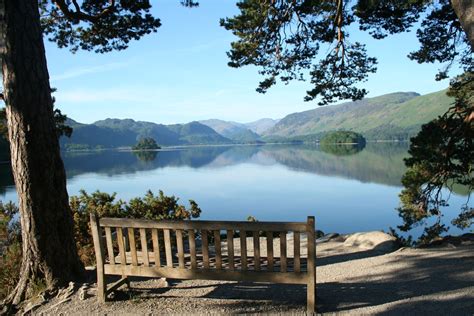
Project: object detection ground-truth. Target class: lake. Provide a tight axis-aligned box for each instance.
[0,143,468,236]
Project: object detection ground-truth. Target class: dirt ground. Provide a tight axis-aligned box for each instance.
[34,236,474,315]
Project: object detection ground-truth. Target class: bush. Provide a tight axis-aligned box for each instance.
[132,137,160,150]
[320,131,366,145]
[0,202,21,301]
[71,190,201,265]
[0,190,202,299]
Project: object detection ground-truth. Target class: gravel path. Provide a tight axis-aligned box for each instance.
[35,238,474,315]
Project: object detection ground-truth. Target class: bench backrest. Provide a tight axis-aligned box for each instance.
[91,215,315,274]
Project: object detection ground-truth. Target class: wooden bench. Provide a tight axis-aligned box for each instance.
[90,214,317,313]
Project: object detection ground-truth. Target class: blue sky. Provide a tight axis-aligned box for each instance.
[45,1,454,124]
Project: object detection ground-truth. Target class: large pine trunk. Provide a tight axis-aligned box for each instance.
[451,0,474,47]
[0,0,83,307]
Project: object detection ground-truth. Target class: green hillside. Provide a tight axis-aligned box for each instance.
[60,119,232,149]
[264,90,453,141]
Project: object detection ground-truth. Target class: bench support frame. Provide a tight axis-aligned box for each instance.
[90,214,317,313]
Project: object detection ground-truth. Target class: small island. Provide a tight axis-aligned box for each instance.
[132,137,161,151]
[320,131,366,145]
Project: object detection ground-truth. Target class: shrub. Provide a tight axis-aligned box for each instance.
[132,137,160,150]
[0,202,21,301]
[320,131,366,145]
[0,190,202,299]
[71,190,201,265]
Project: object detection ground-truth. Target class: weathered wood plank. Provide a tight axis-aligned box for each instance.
[128,228,138,266]
[307,216,316,313]
[151,229,161,267]
[90,214,106,302]
[266,232,273,272]
[214,230,222,269]
[188,230,197,269]
[176,229,185,269]
[106,277,128,295]
[227,230,234,271]
[100,218,307,232]
[104,227,115,265]
[280,231,287,272]
[164,229,173,268]
[240,230,247,270]
[116,227,127,265]
[104,264,308,285]
[202,230,209,269]
[253,231,260,271]
[139,228,149,267]
[294,231,301,273]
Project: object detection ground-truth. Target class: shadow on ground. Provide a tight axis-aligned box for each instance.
[111,246,474,314]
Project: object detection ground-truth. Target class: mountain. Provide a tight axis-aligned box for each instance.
[264,90,452,141]
[167,121,232,144]
[245,118,279,134]
[60,119,231,149]
[199,119,261,142]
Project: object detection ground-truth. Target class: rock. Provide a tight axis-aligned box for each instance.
[343,231,397,252]
[315,230,325,239]
[154,277,168,287]
[79,284,90,300]
[316,233,340,243]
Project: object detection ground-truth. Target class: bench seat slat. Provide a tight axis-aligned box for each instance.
[227,230,235,271]
[140,228,149,267]
[164,229,173,268]
[117,227,127,265]
[253,232,260,271]
[100,218,307,232]
[280,231,287,272]
[176,230,185,269]
[202,231,209,269]
[128,228,138,266]
[294,231,301,273]
[240,231,247,270]
[189,230,197,269]
[105,227,115,265]
[266,232,273,271]
[104,264,308,285]
[214,230,222,269]
[151,229,161,267]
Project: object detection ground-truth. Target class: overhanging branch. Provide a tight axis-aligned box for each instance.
[52,0,116,23]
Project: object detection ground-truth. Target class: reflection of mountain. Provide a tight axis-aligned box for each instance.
[260,143,409,186]
[319,143,365,156]
[0,144,469,196]
[60,144,409,187]
[62,146,233,177]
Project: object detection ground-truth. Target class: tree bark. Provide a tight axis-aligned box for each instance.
[451,0,474,48]
[0,0,83,309]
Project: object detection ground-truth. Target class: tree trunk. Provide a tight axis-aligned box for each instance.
[451,0,474,47]
[0,0,83,310]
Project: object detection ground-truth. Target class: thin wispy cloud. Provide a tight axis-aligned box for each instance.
[56,86,169,104]
[50,62,128,82]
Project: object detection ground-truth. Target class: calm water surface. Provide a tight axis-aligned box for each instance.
[0,143,468,235]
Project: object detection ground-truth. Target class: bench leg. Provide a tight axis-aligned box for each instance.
[97,268,106,303]
[307,276,316,314]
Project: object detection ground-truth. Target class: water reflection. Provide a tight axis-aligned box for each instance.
[0,143,468,235]
[0,143,410,189]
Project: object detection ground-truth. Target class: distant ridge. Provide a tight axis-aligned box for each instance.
[59,89,452,149]
[199,119,261,142]
[263,90,452,141]
[60,119,231,149]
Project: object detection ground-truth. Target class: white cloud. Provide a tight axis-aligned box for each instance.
[50,62,128,82]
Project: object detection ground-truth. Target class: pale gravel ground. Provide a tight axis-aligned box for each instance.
[35,240,474,315]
